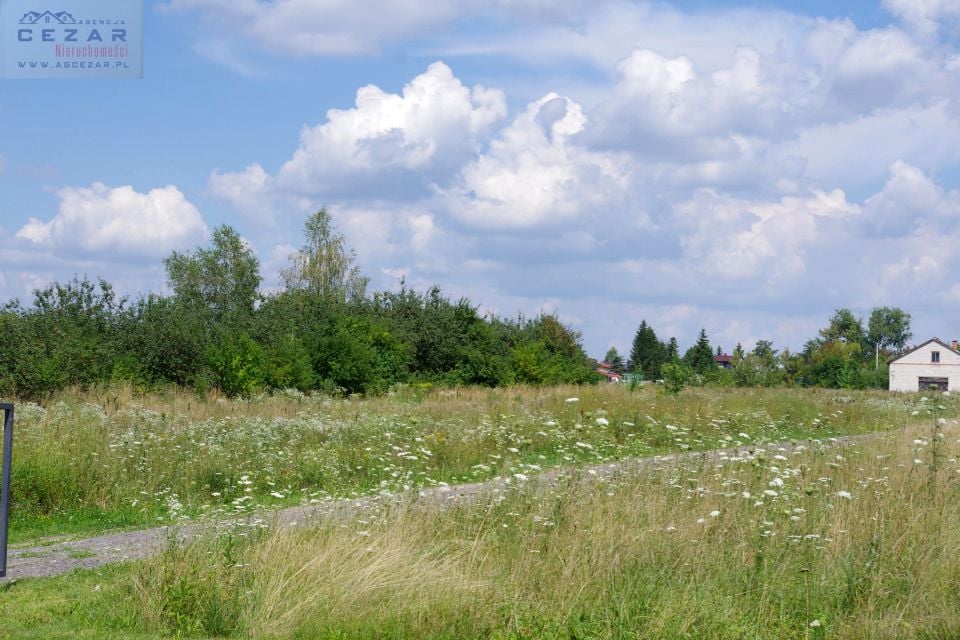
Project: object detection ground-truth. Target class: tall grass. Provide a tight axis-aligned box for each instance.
[130,405,960,638]
[6,384,938,540]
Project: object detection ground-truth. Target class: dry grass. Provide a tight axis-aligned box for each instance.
[10,383,923,541]
[131,400,960,639]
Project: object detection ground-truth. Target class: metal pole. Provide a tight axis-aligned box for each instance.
[0,404,12,578]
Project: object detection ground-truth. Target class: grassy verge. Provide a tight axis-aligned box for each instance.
[5,384,947,541]
[2,397,957,638]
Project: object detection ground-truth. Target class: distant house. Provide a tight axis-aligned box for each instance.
[595,362,623,383]
[888,338,960,392]
[714,354,734,369]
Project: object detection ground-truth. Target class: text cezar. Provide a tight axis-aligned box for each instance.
[17,28,127,43]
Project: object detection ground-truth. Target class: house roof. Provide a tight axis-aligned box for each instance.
[888,337,960,365]
[714,354,733,364]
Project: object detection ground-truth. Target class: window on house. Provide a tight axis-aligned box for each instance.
[932,351,940,363]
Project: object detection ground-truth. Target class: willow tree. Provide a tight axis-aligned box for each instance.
[281,208,368,302]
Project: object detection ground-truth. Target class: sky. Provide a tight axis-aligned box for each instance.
[2,0,960,358]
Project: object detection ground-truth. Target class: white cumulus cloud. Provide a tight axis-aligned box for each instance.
[16,183,207,259]
[442,93,630,229]
[884,0,960,36]
[209,62,506,204]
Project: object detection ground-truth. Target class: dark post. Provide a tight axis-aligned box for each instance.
[0,403,12,578]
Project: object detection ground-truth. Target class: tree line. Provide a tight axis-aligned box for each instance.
[0,209,597,398]
[605,307,913,390]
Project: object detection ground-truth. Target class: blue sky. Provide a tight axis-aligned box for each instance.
[3,0,960,357]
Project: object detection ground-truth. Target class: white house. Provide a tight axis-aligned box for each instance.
[888,338,960,392]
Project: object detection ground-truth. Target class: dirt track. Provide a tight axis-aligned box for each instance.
[1,429,902,580]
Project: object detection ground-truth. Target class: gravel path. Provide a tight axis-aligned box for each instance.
[1,428,911,580]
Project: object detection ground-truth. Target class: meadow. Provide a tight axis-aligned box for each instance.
[5,384,925,541]
[0,384,954,638]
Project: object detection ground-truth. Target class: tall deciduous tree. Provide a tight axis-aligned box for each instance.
[164,225,261,328]
[819,308,864,347]
[282,207,368,302]
[867,306,912,368]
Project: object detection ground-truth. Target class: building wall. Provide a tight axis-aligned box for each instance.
[889,342,960,392]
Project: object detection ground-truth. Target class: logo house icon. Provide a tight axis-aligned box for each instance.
[18,10,76,24]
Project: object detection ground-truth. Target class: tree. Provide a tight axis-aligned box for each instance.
[604,347,625,374]
[819,308,864,347]
[665,337,679,362]
[752,339,777,365]
[683,328,715,374]
[164,225,261,329]
[732,342,745,365]
[628,320,665,380]
[867,306,912,368]
[282,207,368,302]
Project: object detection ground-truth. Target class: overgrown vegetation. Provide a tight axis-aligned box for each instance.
[2,384,931,541]
[0,209,597,400]
[624,306,914,390]
[2,393,957,639]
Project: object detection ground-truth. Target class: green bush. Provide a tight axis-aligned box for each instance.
[206,333,265,397]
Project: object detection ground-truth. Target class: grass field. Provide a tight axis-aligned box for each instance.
[5,384,931,542]
[0,388,956,639]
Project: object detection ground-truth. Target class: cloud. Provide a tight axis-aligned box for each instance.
[207,63,506,206]
[884,0,960,36]
[862,161,960,237]
[441,93,631,229]
[159,0,459,56]
[16,183,208,259]
[673,188,859,283]
[208,163,275,220]
[587,47,783,159]
[277,62,505,194]
[159,0,605,60]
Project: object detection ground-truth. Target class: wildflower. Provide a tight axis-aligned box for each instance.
[769,477,784,488]
[836,490,852,500]
[596,417,609,426]
[513,473,529,481]
[709,510,721,517]
[741,491,752,499]
[565,397,580,403]
[810,620,821,628]
[764,489,778,497]
[270,491,284,498]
